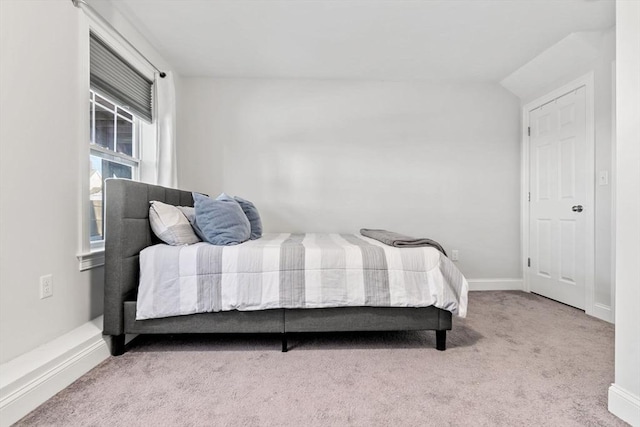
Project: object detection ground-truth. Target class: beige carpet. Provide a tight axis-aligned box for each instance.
[16,291,626,426]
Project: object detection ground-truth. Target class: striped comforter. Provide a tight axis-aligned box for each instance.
[136,233,469,320]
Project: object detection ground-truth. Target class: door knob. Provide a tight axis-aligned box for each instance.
[572,205,583,212]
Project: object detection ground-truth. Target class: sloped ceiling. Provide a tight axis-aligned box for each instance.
[500,30,611,100]
[101,0,614,82]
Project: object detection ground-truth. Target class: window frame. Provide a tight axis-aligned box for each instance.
[77,12,157,270]
[88,90,142,251]
[90,90,140,160]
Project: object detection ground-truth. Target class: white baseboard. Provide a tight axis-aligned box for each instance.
[0,316,110,427]
[589,303,614,324]
[467,278,524,291]
[609,384,640,426]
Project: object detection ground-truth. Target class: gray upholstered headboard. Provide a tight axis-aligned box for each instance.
[103,178,195,336]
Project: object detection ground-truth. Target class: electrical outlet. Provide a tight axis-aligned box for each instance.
[40,274,53,299]
[599,171,609,186]
[451,250,459,261]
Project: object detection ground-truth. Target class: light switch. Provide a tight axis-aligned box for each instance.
[599,171,609,186]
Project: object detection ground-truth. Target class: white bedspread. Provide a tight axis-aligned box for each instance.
[137,233,468,320]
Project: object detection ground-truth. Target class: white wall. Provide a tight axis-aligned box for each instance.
[177,80,225,193]
[512,29,616,316]
[0,0,99,364]
[0,0,179,365]
[178,79,522,279]
[609,1,640,424]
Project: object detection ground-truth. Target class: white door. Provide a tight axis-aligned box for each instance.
[529,86,587,309]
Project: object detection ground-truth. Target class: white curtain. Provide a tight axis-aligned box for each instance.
[156,71,177,188]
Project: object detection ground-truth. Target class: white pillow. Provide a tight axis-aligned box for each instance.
[149,201,200,245]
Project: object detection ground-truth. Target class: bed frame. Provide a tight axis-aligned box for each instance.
[103,179,452,355]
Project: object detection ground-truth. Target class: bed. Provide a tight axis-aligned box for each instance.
[103,179,468,355]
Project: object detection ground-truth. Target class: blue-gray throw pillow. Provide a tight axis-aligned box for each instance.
[193,192,250,245]
[234,196,262,240]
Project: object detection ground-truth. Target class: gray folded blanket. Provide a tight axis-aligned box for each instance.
[360,228,447,256]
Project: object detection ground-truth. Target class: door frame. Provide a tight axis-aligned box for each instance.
[521,72,597,316]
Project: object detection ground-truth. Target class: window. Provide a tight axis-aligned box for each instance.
[88,90,140,246]
[79,29,157,267]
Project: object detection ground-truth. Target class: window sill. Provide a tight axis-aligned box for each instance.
[77,250,105,271]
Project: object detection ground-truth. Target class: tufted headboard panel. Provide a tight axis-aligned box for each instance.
[103,178,196,336]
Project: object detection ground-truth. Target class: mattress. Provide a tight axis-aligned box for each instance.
[136,233,469,320]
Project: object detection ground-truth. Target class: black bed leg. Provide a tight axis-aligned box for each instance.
[436,330,446,351]
[281,334,288,352]
[111,334,125,356]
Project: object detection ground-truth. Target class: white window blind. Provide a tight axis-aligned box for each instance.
[90,32,154,123]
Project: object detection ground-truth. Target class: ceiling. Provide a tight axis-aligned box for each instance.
[107,0,615,82]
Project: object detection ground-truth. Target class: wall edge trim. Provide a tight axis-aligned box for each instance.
[608,383,640,426]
